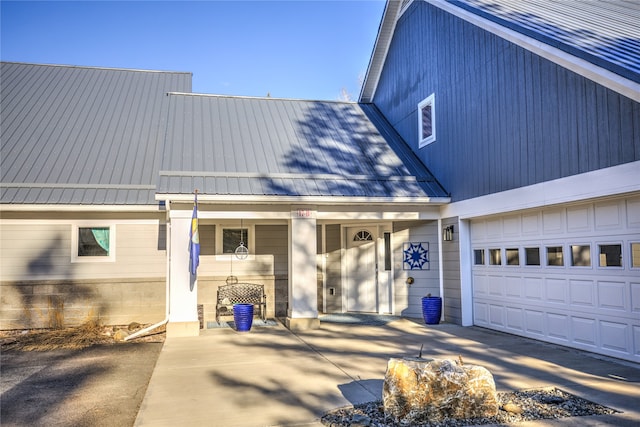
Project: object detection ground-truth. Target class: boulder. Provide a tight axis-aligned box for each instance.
[383,357,498,422]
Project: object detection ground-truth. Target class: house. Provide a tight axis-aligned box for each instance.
[359,0,639,362]
[0,62,450,337]
[1,0,639,363]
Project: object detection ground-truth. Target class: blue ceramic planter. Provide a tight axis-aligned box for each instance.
[422,296,442,325]
[233,303,254,332]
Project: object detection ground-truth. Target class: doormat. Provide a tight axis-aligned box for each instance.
[206,319,279,329]
[319,313,399,326]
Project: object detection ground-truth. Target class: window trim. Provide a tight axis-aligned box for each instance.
[216,224,255,256]
[71,223,116,263]
[597,242,623,268]
[418,93,436,147]
[631,242,640,269]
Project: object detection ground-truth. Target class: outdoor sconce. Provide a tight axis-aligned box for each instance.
[443,225,454,242]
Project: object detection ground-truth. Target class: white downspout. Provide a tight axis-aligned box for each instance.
[437,218,445,322]
[125,214,171,341]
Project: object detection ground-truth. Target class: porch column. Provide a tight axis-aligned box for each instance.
[286,208,320,330]
[458,219,473,326]
[167,210,200,337]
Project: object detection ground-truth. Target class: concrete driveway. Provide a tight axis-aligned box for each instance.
[135,317,640,426]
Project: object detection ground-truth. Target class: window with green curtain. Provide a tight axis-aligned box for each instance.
[78,227,110,256]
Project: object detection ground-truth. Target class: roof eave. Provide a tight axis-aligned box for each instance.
[155,193,451,206]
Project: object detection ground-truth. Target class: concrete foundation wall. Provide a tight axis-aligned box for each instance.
[0,277,166,329]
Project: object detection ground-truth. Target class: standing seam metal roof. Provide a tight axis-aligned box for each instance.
[157,93,448,199]
[450,0,640,83]
[1,62,192,205]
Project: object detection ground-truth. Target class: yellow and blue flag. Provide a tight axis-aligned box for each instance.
[189,194,200,275]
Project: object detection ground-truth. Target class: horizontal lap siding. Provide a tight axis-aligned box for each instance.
[0,220,167,329]
[373,1,640,202]
[0,222,166,281]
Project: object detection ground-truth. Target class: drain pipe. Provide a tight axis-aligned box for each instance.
[125,217,171,341]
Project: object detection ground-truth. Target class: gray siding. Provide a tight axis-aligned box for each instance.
[255,225,288,316]
[325,224,342,312]
[441,217,461,325]
[372,1,640,202]
[392,221,440,318]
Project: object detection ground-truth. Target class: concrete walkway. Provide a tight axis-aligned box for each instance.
[134,317,640,426]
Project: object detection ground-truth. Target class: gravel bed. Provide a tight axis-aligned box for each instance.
[321,388,617,426]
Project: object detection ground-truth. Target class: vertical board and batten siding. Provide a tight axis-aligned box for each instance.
[0,221,167,329]
[372,1,640,202]
[196,224,288,321]
[441,217,462,324]
[325,224,343,312]
[392,221,440,318]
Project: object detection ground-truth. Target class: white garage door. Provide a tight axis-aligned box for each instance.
[471,196,640,363]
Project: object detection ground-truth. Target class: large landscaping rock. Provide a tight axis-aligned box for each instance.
[383,357,498,422]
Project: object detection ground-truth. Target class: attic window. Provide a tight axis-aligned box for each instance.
[418,94,436,147]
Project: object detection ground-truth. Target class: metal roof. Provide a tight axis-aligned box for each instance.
[360,0,640,102]
[1,62,192,205]
[451,0,640,83]
[157,94,448,200]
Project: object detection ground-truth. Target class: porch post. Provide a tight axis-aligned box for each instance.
[167,210,200,337]
[286,208,320,330]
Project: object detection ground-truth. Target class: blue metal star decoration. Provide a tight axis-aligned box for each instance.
[403,242,430,270]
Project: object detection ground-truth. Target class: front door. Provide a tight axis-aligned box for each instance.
[345,227,377,312]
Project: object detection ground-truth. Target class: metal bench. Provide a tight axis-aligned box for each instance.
[215,283,267,323]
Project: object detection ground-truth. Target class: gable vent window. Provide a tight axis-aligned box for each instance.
[418,93,436,147]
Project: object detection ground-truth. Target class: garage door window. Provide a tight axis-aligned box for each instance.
[598,244,622,267]
[546,246,564,266]
[525,247,540,266]
[489,249,501,265]
[570,245,591,267]
[632,243,640,268]
[474,249,485,265]
[506,248,519,265]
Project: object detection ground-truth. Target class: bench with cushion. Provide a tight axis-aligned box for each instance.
[215,283,267,323]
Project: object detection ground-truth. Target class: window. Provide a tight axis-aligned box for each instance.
[474,249,485,265]
[384,232,391,271]
[546,246,564,266]
[418,93,436,147]
[223,228,249,254]
[570,245,591,267]
[78,227,110,256]
[632,242,640,268]
[353,230,373,241]
[489,248,501,265]
[506,248,519,266]
[525,247,540,266]
[73,225,115,262]
[599,244,622,267]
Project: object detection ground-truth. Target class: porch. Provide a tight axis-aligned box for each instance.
[162,203,450,337]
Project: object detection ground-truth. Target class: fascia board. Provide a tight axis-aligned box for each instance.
[440,161,640,219]
[156,193,450,206]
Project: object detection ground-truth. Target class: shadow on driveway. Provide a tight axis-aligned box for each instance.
[1,343,162,427]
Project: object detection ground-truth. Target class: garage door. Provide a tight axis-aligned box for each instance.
[470,196,640,363]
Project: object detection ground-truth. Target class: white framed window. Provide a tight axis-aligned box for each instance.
[72,224,115,262]
[216,225,255,256]
[418,93,436,147]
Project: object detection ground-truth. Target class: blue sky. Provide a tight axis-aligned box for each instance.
[1,0,386,101]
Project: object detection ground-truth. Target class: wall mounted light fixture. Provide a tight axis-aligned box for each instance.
[443,225,454,242]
